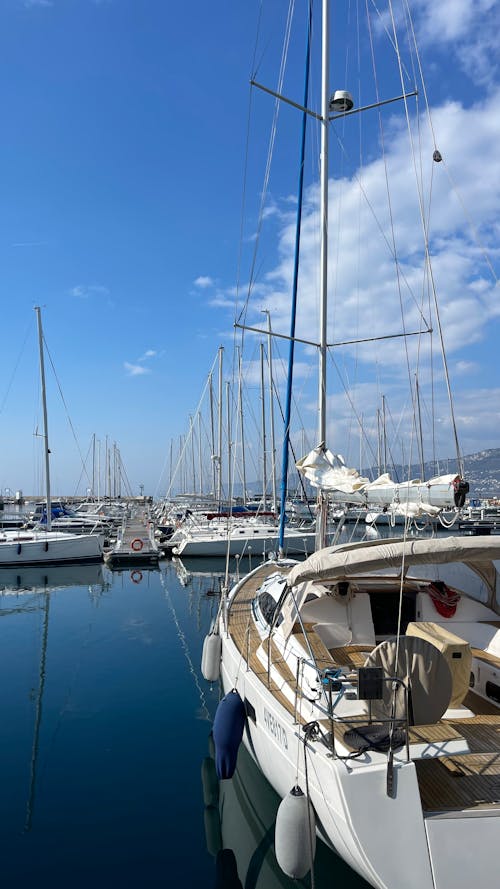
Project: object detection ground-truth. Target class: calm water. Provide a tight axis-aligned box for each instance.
[0,555,374,888]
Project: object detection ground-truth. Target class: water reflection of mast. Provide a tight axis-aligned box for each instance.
[160,570,211,722]
[24,590,50,832]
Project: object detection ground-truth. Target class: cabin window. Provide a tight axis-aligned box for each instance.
[253,591,283,629]
[486,681,500,705]
[256,592,277,624]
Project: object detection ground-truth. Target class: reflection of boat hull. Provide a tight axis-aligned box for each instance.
[105,552,160,567]
[204,738,367,889]
[0,562,105,593]
[0,530,104,566]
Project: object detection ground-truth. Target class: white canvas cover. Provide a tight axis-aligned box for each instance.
[406,621,472,708]
[286,536,500,615]
[364,636,453,725]
[296,446,460,512]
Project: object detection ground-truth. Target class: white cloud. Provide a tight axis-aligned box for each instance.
[124,362,150,377]
[454,360,478,376]
[23,0,53,7]
[69,284,109,299]
[138,349,157,362]
[242,90,500,362]
[381,0,500,87]
[225,88,500,464]
[194,276,215,288]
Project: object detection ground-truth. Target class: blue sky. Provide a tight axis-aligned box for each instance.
[0,1,499,498]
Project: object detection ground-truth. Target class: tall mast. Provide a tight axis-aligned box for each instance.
[382,395,388,474]
[34,307,52,532]
[92,433,96,498]
[318,0,330,448]
[198,412,203,496]
[260,342,268,512]
[217,346,223,507]
[314,0,331,551]
[278,0,312,555]
[97,438,101,502]
[208,371,216,499]
[263,310,277,514]
[237,346,247,506]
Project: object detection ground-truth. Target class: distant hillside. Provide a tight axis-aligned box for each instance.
[463,448,500,499]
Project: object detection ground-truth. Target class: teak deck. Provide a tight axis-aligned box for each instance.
[227,562,500,815]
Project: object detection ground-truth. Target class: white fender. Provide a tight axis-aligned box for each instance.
[275,786,316,879]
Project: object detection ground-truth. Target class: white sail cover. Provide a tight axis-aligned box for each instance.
[296,446,460,513]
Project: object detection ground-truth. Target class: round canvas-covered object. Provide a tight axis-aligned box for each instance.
[364,636,452,725]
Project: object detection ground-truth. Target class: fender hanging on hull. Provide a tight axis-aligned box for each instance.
[213,689,246,779]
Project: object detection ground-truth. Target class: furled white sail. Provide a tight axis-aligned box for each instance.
[296,446,461,512]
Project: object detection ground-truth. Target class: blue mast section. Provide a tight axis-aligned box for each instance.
[278,2,312,556]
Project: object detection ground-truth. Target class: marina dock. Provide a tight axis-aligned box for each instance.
[104,512,160,566]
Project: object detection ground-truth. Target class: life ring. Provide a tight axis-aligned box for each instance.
[131,569,143,584]
[131,538,144,552]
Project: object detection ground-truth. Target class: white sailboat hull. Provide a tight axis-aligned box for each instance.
[219,639,436,889]
[217,542,500,889]
[0,530,104,566]
[173,526,315,558]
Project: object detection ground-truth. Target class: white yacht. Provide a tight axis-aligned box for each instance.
[214,535,500,888]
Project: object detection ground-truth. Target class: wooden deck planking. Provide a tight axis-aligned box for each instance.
[227,564,301,720]
[416,752,500,812]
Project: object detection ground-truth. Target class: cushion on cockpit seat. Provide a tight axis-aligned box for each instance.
[349,593,376,647]
[406,621,471,708]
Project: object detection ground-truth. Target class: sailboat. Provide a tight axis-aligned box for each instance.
[206,4,500,888]
[0,308,104,566]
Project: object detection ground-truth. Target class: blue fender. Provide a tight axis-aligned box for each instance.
[213,690,246,779]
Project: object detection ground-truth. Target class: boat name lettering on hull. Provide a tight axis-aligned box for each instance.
[263,708,288,749]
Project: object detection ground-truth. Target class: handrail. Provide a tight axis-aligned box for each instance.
[294,665,410,766]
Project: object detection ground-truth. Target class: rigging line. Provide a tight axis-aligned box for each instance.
[236,0,295,331]
[329,124,431,331]
[119,459,134,499]
[327,346,379,469]
[72,436,94,498]
[441,159,499,285]
[425,159,438,471]
[0,317,33,416]
[348,0,363,451]
[366,2,414,413]
[387,0,464,476]
[279,0,312,552]
[396,10,436,475]
[250,0,264,80]
[368,0,413,85]
[234,77,255,323]
[272,370,313,511]
[384,397,409,482]
[164,350,220,500]
[42,337,92,489]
